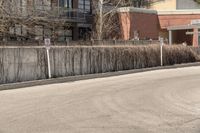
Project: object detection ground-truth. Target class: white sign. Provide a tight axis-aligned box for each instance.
[191,19,200,25]
[45,38,51,47]
[159,37,164,46]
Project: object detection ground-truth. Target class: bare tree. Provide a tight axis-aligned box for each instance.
[92,0,125,40]
[92,0,165,41]
[0,0,74,42]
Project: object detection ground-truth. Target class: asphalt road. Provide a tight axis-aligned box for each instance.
[0,66,200,133]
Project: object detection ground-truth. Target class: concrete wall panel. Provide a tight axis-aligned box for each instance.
[0,45,197,84]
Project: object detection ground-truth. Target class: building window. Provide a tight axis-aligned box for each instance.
[60,0,72,8]
[57,28,73,42]
[78,0,90,11]
[79,27,90,40]
[177,0,200,9]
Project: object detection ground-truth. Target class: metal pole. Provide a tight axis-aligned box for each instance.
[46,48,51,78]
[160,38,164,66]
[161,44,163,66]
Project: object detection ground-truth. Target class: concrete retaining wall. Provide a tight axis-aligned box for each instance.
[0,45,198,84]
[0,48,47,84]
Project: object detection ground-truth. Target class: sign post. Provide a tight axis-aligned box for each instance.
[160,38,164,66]
[45,38,51,79]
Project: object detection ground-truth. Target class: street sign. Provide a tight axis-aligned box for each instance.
[186,31,200,35]
[191,19,200,25]
[45,38,51,47]
[159,37,164,46]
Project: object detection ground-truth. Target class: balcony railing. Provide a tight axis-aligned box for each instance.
[2,5,92,23]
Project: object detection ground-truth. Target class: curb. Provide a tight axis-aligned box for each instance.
[0,62,200,91]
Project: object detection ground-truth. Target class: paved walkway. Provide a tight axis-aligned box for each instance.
[0,66,200,133]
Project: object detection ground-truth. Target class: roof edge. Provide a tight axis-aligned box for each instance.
[117,7,200,15]
[117,7,157,14]
[157,10,200,15]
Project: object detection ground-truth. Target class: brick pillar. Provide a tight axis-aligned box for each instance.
[118,12,131,40]
[193,28,199,47]
[169,30,172,45]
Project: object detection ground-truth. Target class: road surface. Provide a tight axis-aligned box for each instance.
[0,66,200,133]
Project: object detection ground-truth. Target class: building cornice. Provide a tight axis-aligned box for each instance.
[117,7,157,14]
[158,10,200,15]
[118,7,200,15]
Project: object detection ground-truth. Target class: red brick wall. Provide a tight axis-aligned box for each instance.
[158,14,200,29]
[130,12,159,40]
[118,12,159,40]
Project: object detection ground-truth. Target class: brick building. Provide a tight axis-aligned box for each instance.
[118,0,200,47]
[1,0,92,41]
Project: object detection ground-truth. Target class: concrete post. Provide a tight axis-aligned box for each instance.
[169,30,172,45]
[193,28,199,47]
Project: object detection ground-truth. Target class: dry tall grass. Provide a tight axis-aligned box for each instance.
[51,44,199,77]
[0,44,199,84]
[163,45,199,65]
[85,44,199,71]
